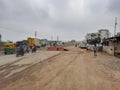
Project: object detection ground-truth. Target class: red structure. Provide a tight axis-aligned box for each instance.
[47,46,64,51]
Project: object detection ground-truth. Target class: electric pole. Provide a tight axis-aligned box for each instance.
[51,36,53,41]
[57,35,59,41]
[114,17,117,36]
[35,31,37,38]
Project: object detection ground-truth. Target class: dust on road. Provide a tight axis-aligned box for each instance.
[0,46,120,90]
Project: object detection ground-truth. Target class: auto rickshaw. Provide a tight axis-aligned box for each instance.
[4,43,16,55]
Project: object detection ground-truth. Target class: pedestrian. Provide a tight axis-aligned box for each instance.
[93,44,97,56]
[32,44,37,53]
[75,44,77,47]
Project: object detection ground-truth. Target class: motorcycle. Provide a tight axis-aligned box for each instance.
[32,46,37,53]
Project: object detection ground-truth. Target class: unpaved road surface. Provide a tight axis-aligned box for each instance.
[0,46,120,90]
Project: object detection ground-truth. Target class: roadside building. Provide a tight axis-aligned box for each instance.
[98,29,109,39]
[103,38,115,55]
[114,36,120,57]
[103,35,120,58]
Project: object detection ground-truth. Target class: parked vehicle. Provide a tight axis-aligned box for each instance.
[4,43,16,54]
[79,43,87,49]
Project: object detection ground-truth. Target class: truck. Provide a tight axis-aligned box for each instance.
[28,38,41,48]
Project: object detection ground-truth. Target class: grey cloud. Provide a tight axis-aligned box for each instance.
[0,0,120,41]
[0,0,50,25]
[84,0,109,14]
[108,0,120,14]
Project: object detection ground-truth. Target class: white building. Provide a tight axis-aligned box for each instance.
[98,29,110,43]
[98,29,109,40]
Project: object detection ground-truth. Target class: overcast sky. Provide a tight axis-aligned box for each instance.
[0,0,120,42]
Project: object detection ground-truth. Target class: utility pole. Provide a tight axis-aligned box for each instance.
[51,36,53,41]
[35,31,37,38]
[114,17,117,36]
[57,35,59,41]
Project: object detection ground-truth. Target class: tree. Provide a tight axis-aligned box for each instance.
[86,37,101,45]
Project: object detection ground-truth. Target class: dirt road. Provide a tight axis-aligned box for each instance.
[0,46,120,90]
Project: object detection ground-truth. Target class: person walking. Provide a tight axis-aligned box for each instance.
[32,44,37,53]
[93,44,97,56]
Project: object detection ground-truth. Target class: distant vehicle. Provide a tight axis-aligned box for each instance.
[28,38,41,48]
[16,45,24,57]
[16,41,30,53]
[16,42,25,57]
[4,43,16,54]
[79,43,87,49]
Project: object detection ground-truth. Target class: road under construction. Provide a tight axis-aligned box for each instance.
[0,46,120,90]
